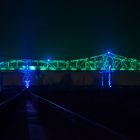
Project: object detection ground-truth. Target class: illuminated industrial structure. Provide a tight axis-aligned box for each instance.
[0,52,139,71]
[0,52,139,88]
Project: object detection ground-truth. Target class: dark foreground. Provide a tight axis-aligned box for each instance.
[0,86,140,140]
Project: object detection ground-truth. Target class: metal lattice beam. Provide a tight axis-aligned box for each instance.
[0,52,140,71]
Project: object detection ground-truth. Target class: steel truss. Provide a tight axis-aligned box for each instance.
[0,52,140,71]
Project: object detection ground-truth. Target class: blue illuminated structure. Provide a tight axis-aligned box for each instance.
[101,72,104,87]
[100,51,112,88]
[25,80,30,88]
[23,62,32,89]
[108,65,112,87]
[106,51,112,87]
[0,52,139,88]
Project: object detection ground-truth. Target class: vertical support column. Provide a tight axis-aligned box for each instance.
[108,65,112,87]
[107,51,112,88]
[23,64,31,89]
[25,65,30,88]
[101,71,104,87]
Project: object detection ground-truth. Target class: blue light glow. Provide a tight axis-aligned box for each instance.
[108,65,112,88]
[23,64,32,88]
[26,65,29,70]
[47,59,50,62]
[25,80,30,88]
[101,72,104,87]
[29,66,36,70]
[107,51,111,54]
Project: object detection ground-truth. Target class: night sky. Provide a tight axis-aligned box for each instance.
[0,0,140,60]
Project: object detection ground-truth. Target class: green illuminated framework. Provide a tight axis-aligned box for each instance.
[0,53,140,71]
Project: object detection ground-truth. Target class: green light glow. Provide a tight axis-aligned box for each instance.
[0,53,140,71]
